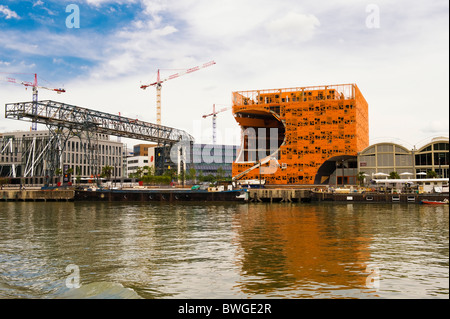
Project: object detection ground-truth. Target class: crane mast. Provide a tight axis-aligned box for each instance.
[0,73,65,130]
[156,70,162,127]
[141,61,216,125]
[202,104,230,145]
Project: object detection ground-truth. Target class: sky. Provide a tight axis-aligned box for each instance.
[0,0,448,150]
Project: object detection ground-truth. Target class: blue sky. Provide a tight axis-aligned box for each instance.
[0,1,146,81]
[0,0,449,147]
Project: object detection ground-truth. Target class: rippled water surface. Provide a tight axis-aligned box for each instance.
[0,202,448,299]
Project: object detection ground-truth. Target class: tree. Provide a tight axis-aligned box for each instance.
[75,166,81,185]
[143,165,152,177]
[101,165,113,180]
[55,168,63,176]
[130,167,144,180]
[427,170,438,178]
[187,168,197,182]
[164,169,177,179]
[216,167,225,181]
[147,165,155,177]
[389,171,400,179]
[53,168,63,186]
[357,171,366,186]
[65,168,74,185]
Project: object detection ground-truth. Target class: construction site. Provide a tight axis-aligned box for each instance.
[0,68,448,197]
[0,65,206,187]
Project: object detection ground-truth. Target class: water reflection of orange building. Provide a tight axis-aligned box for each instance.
[233,204,373,297]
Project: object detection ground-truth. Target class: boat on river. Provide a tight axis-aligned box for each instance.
[74,188,248,202]
[421,199,449,205]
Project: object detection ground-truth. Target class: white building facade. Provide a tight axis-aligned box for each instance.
[0,130,125,185]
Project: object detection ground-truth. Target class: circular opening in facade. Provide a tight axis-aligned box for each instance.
[234,110,285,163]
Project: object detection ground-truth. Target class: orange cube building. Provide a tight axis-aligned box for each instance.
[232,84,369,185]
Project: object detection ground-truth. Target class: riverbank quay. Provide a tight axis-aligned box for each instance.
[310,191,449,204]
[0,189,74,202]
[0,188,247,203]
[247,188,312,203]
[0,187,448,204]
[74,188,247,202]
[246,188,449,203]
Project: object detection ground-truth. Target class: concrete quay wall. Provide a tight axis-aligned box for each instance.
[248,189,312,202]
[247,188,449,204]
[0,188,448,204]
[312,192,449,203]
[0,190,74,202]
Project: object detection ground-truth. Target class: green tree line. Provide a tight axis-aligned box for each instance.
[127,166,230,185]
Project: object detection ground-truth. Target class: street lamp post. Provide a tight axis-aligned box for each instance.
[438,154,443,178]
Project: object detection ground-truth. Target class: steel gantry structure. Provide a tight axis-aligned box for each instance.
[4,100,194,185]
[5,100,193,143]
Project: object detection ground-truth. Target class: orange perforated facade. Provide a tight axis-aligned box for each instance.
[232,84,369,185]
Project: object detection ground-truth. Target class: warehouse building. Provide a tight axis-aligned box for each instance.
[358,136,449,181]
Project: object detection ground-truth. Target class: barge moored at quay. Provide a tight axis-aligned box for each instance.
[1,186,448,204]
[74,188,248,202]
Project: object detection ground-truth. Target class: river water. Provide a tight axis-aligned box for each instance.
[0,201,448,299]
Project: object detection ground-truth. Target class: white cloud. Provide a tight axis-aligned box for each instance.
[85,0,138,7]
[266,12,320,43]
[141,0,167,25]
[33,0,44,7]
[152,25,177,37]
[0,5,19,19]
[0,35,39,55]
[1,0,448,146]
[421,120,450,135]
[165,0,276,43]
[0,29,105,62]
[71,0,450,144]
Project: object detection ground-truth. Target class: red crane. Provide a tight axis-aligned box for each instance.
[202,104,231,145]
[140,61,216,125]
[0,73,66,130]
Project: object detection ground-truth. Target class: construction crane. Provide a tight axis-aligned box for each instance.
[0,73,65,130]
[140,61,216,126]
[202,104,231,145]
